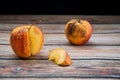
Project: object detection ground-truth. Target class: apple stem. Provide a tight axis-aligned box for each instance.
[29,19,41,32]
[78,17,81,23]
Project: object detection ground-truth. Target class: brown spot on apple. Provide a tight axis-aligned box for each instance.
[78,27,86,37]
[67,22,79,37]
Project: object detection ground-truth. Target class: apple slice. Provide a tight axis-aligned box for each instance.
[48,48,72,66]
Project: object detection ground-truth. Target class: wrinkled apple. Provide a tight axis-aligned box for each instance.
[64,19,92,45]
[10,25,44,58]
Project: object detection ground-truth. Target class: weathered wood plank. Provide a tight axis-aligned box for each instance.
[0,45,120,59]
[0,33,120,46]
[0,15,120,24]
[0,60,119,68]
[0,60,119,78]
[1,78,119,80]
[44,33,120,46]
[0,24,120,34]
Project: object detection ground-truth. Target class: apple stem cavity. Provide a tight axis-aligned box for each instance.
[29,19,41,32]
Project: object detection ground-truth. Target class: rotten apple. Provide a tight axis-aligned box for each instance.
[64,19,92,45]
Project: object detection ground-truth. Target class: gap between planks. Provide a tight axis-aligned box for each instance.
[0,78,120,80]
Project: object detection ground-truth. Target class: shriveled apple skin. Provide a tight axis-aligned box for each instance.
[61,52,72,66]
[10,26,31,58]
[65,19,92,45]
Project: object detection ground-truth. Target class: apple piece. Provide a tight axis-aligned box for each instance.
[64,19,92,45]
[29,26,44,56]
[10,25,44,58]
[48,48,72,66]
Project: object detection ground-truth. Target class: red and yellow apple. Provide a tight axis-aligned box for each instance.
[10,25,44,58]
[48,48,72,66]
[64,19,92,45]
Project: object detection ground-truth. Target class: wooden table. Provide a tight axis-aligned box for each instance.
[0,15,120,80]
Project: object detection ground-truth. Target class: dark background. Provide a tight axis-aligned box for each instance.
[0,0,119,15]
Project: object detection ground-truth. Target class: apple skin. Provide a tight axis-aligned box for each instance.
[64,19,92,45]
[60,52,72,66]
[10,25,44,58]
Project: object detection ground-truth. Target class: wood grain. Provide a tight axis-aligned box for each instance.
[0,60,119,78]
[0,33,120,46]
[0,45,120,59]
[0,15,120,24]
[0,24,120,34]
[1,78,120,80]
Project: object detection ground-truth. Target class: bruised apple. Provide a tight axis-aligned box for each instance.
[48,48,72,66]
[65,19,92,45]
[10,25,44,58]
